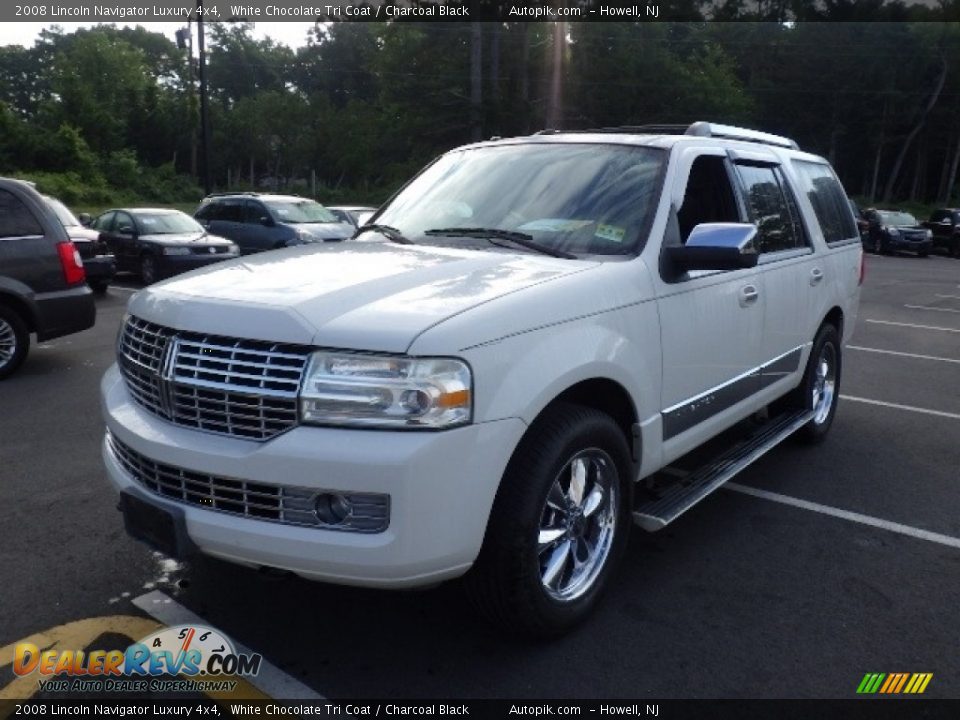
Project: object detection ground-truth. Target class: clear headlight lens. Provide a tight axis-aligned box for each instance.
[227,243,240,254]
[885,226,900,236]
[300,352,472,429]
[163,247,191,255]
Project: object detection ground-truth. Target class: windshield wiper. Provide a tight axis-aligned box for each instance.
[354,224,414,245]
[424,227,576,259]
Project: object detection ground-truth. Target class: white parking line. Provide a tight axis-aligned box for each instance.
[935,294,960,300]
[133,590,324,700]
[840,394,960,420]
[904,304,960,314]
[725,483,960,550]
[866,319,960,333]
[109,286,138,293]
[847,346,960,365]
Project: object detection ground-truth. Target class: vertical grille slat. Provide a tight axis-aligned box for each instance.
[117,315,311,441]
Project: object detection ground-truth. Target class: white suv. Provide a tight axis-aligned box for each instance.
[101,123,862,636]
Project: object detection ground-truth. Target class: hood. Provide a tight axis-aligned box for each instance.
[141,231,233,246]
[129,241,597,353]
[292,222,355,241]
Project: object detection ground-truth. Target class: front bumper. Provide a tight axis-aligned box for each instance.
[101,364,525,588]
[888,237,932,254]
[156,252,240,279]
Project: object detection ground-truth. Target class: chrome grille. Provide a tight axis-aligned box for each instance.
[109,434,389,532]
[118,315,311,440]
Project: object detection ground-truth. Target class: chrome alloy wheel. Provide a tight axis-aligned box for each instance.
[0,317,17,368]
[811,342,837,425]
[537,449,619,602]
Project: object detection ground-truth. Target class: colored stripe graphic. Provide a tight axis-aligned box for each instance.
[857,673,933,694]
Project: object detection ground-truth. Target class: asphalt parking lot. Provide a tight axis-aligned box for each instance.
[1,252,958,700]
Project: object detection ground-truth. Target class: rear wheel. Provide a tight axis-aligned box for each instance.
[0,304,30,380]
[465,402,632,637]
[795,324,841,444]
[89,280,109,294]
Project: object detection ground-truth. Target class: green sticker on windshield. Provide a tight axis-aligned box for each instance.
[595,224,626,243]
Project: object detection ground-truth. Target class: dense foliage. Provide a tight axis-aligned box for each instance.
[1,13,959,207]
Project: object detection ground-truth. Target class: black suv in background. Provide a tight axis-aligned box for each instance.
[0,178,95,379]
[922,208,960,257]
[194,193,355,254]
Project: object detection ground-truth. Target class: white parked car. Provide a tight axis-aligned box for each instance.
[101,122,863,636]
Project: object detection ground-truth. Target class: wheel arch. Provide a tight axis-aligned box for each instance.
[0,291,37,333]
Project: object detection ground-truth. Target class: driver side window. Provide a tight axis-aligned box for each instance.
[677,155,741,244]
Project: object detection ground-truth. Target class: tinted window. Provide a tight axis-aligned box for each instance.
[195,203,217,221]
[243,201,268,224]
[792,161,857,244]
[930,210,947,223]
[93,211,116,231]
[134,211,203,234]
[218,199,244,222]
[0,189,43,238]
[115,212,136,233]
[677,155,741,243]
[735,164,800,253]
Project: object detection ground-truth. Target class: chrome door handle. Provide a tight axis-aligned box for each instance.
[810,268,824,286]
[739,285,759,307]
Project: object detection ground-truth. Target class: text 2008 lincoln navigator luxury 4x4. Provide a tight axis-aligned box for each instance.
[102,123,863,635]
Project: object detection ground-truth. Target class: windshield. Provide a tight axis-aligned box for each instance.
[263,200,338,224]
[878,211,918,227]
[47,197,79,227]
[375,143,667,256]
[135,212,204,234]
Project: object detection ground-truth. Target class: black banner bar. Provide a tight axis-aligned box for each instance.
[2,699,960,720]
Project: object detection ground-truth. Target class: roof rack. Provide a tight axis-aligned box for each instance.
[559,122,799,150]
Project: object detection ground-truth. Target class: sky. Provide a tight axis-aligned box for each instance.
[0,21,315,49]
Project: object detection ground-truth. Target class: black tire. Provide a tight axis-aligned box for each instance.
[794,324,842,444]
[89,280,109,294]
[0,304,30,380]
[464,402,633,637]
[140,254,158,285]
[918,251,928,258]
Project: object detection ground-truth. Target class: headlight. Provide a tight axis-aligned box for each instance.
[162,247,191,255]
[925,229,933,239]
[884,226,899,236]
[228,243,239,254]
[300,352,472,429]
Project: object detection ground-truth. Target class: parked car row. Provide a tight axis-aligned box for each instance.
[849,201,960,258]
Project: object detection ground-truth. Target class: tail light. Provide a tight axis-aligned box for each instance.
[57,241,86,285]
[858,252,866,286]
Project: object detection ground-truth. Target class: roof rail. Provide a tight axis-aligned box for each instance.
[573,122,799,150]
[686,121,799,150]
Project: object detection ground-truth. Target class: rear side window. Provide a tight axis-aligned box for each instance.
[218,199,244,222]
[195,203,217,221]
[0,189,43,238]
[734,164,804,254]
[792,160,858,244]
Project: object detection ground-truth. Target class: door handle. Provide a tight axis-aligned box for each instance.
[739,285,759,307]
[810,268,824,286]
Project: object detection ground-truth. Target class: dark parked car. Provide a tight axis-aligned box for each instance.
[90,208,239,285]
[862,208,933,256]
[0,178,95,379]
[195,193,355,254]
[922,208,960,257]
[327,205,377,228]
[44,196,116,293]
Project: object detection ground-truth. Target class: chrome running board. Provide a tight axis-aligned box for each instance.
[633,409,814,531]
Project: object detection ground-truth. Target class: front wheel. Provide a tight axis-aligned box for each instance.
[794,324,841,444]
[140,254,158,285]
[465,403,632,637]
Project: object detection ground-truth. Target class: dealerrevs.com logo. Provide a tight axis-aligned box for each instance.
[13,624,262,693]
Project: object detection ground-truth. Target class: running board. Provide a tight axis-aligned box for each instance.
[633,409,814,531]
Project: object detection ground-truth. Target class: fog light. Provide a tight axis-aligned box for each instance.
[315,493,353,525]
